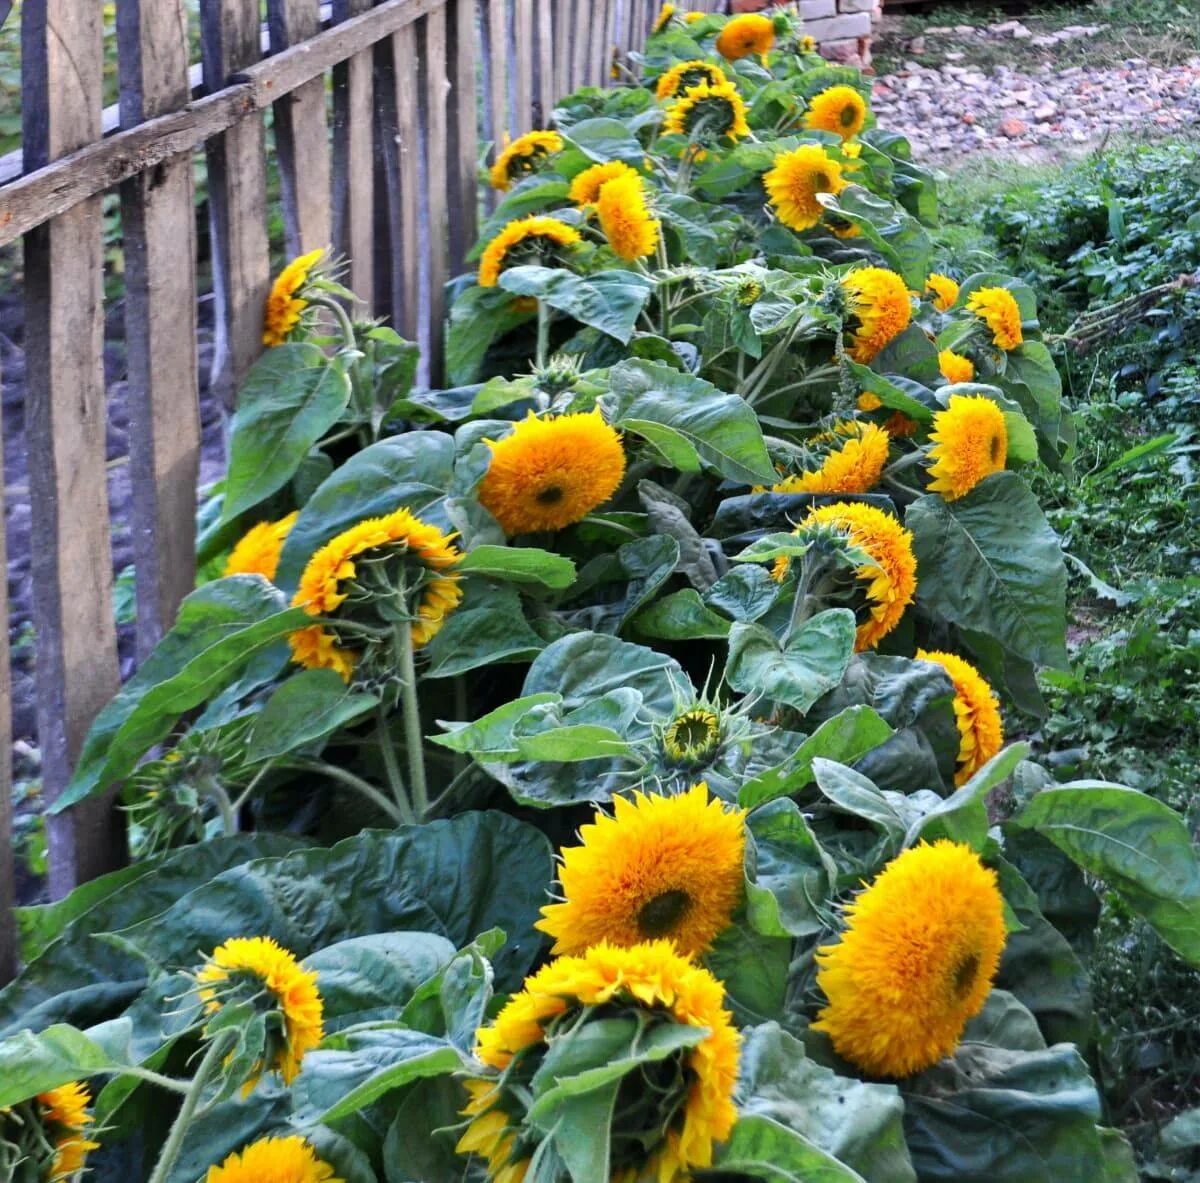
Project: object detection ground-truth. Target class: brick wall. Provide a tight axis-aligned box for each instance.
[799,0,880,67]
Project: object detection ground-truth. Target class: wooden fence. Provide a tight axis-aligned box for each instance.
[0,0,728,984]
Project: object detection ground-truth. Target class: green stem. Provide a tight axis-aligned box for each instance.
[199,777,237,837]
[535,299,552,369]
[395,620,429,818]
[117,1066,193,1096]
[310,295,359,352]
[228,762,274,817]
[286,758,409,826]
[375,705,414,822]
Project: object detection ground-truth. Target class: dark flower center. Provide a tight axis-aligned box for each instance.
[536,484,565,505]
[638,889,693,937]
[840,104,858,128]
[990,433,1004,466]
[953,952,981,998]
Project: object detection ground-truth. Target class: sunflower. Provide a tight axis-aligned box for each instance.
[654,59,728,100]
[652,2,676,33]
[926,394,1007,502]
[840,267,913,363]
[537,783,746,958]
[763,144,847,233]
[925,273,960,312]
[37,1082,99,1180]
[206,1135,343,1183]
[595,172,660,261]
[488,129,564,191]
[715,12,774,60]
[662,79,751,143]
[224,511,299,582]
[966,286,1023,350]
[662,706,722,767]
[773,421,890,496]
[814,840,1007,1077]
[801,33,817,52]
[478,410,625,535]
[772,501,917,651]
[289,507,462,680]
[937,348,975,385]
[197,936,324,1089]
[263,247,326,347]
[478,216,582,287]
[568,160,639,208]
[916,650,1004,786]
[857,392,882,412]
[805,85,868,140]
[460,941,739,1181]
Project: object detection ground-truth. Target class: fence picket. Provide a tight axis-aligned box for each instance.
[392,20,422,341]
[570,0,588,92]
[446,0,479,273]
[512,0,533,134]
[0,354,12,983]
[422,9,450,379]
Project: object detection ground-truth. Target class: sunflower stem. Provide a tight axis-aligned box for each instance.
[199,775,237,837]
[535,299,552,370]
[375,705,414,822]
[309,295,359,353]
[395,620,430,819]
[116,1066,193,1096]
[285,757,409,826]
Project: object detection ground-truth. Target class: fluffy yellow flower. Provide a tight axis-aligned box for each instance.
[925,273,960,312]
[684,10,704,23]
[841,267,913,363]
[805,85,868,140]
[966,286,1024,350]
[652,2,676,33]
[764,144,847,233]
[938,348,975,385]
[478,410,626,535]
[715,12,774,60]
[773,421,891,496]
[196,936,324,1088]
[596,171,660,260]
[37,1082,100,1180]
[461,941,739,1181]
[224,511,299,582]
[537,783,746,958]
[662,79,751,143]
[488,129,564,191]
[773,501,917,651]
[814,841,1007,1077]
[568,160,639,208]
[857,391,883,412]
[206,1135,342,1183]
[655,59,728,100]
[289,507,462,680]
[926,394,1007,501]
[478,216,582,287]
[263,248,325,347]
[916,649,1004,785]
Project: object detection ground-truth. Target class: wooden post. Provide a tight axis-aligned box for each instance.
[534,0,554,126]
[392,20,422,343]
[422,8,449,382]
[570,0,588,94]
[446,0,479,274]
[487,0,508,153]
[21,0,124,894]
[0,357,13,983]
[512,0,533,134]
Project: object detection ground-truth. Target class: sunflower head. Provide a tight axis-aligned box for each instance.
[736,278,765,306]
[805,85,868,140]
[840,267,913,363]
[916,649,1004,785]
[815,840,1007,1077]
[937,348,975,385]
[488,129,564,191]
[801,33,817,52]
[478,410,625,536]
[263,248,328,347]
[764,144,847,233]
[655,59,728,100]
[2,1082,102,1181]
[596,171,661,261]
[223,511,299,582]
[206,1135,343,1183]
[662,706,723,767]
[715,12,774,60]
[459,940,739,1181]
[925,272,960,313]
[651,2,676,33]
[772,420,891,496]
[966,286,1024,350]
[926,393,1007,502]
[662,79,751,143]
[478,216,583,288]
[568,160,639,208]
[288,506,462,682]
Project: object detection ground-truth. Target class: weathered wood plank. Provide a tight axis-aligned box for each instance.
[534,0,553,126]
[117,0,201,658]
[269,0,333,255]
[446,0,478,272]
[570,0,589,94]
[392,20,422,340]
[0,356,13,984]
[512,0,533,134]
[21,0,124,893]
[487,0,508,158]
[332,0,375,307]
[422,7,449,381]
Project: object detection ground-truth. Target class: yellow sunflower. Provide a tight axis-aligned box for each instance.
[805,85,868,140]
[764,144,847,233]
[773,421,891,496]
[841,267,913,363]
[684,11,705,23]
[662,706,722,766]
[857,392,883,412]
[715,12,774,60]
[289,507,462,680]
[37,1082,100,1180]
[654,59,728,100]
[478,216,582,288]
[801,33,817,52]
[926,394,1007,502]
[814,840,1007,1077]
[568,160,639,208]
[915,649,1004,786]
[662,79,751,143]
[488,129,564,192]
[224,511,299,582]
[925,273,960,312]
[937,348,975,385]
[536,783,746,958]
[596,171,660,260]
[263,247,325,347]
[460,941,739,1182]
[772,501,917,651]
[478,410,625,535]
[206,1135,343,1183]
[652,2,676,33]
[197,936,324,1089]
[966,286,1023,350]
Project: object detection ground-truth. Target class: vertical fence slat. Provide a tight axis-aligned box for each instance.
[446,0,479,274]
[201,0,271,403]
[0,358,12,983]
[393,20,422,341]
[534,0,553,125]
[269,0,333,256]
[487,0,509,150]
[21,0,124,893]
[422,7,449,381]
[512,0,533,134]
[592,0,610,88]
[570,0,589,94]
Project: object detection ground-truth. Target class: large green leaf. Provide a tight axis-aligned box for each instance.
[0,1022,133,1105]
[712,1114,868,1182]
[249,670,379,762]
[906,743,1031,849]
[422,585,548,677]
[633,588,732,640]
[906,474,1067,668]
[745,800,838,938]
[222,343,353,520]
[560,534,680,635]
[563,116,646,164]
[499,266,653,343]
[458,544,577,589]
